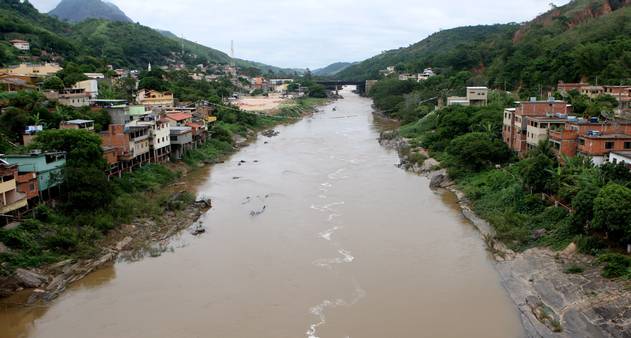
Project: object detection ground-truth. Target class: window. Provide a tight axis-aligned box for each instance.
[579,138,585,146]
[605,142,614,150]
[29,183,35,191]
[625,142,631,149]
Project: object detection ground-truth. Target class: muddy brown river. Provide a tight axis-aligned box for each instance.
[0,87,524,338]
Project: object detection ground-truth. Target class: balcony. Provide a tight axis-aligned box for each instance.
[0,190,27,214]
[0,179,17,194]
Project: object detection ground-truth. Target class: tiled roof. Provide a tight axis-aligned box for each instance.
[166,112,193,121]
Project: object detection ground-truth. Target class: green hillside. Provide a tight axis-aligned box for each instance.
[0,0,290,73]
[338,0,631,95]
[337,24,517,81]
[313,62,355,77]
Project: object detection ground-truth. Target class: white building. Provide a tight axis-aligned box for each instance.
[609,151,631,168]
[417,68,436,81]
[84,73,105,80]
[73,79,99,99]
[10,39,30,51]
[128,116,171,163]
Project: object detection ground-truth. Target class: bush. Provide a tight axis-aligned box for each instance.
[592,184,631,244]
[564,265,584,274]
[598,253,631,279]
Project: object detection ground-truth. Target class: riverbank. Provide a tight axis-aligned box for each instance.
[0,99,327,303]
[379,131,631,338]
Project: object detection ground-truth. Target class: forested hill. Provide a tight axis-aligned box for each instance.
[0,0,292,74]
[313,62,355,77]
[337,0,631,95]
[49,0,132,23]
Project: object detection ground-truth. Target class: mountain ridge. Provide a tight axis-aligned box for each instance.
[337,0,631,94]
[49,0,132,23]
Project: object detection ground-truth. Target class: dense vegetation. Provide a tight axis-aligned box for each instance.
[389,92,631,279]
[339,0,631,97]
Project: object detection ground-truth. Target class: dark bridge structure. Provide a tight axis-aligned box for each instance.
[316,80,367,95]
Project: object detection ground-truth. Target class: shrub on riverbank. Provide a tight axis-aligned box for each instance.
[396,103,631,262]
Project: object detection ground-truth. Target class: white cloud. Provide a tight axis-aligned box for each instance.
[30,0,571,69]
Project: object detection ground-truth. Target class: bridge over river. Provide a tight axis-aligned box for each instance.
[316,80,368,95]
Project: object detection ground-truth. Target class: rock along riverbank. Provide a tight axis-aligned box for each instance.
[379,130,631,338]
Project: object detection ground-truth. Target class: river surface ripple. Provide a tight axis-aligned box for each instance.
[0,87,524,338]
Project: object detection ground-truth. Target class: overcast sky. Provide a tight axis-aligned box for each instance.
[29,0,571,69]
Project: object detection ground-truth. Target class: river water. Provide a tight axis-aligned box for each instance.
[0,87,523,338]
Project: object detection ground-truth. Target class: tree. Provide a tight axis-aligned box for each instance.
[446,132,511,172]
[592,183,631,244]
[32,129,113,210]
[42,76,65,91]
[32,129,105,167]
[520,141,558,194]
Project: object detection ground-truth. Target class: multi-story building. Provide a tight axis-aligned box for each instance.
[72,79,99,99]
[525,116,568,150]
[0,63,62,77]
[557,82,588,95]
[2,152,66,200]
[128,116,172,164]
[60,119,95,131]
[549,119,631,164]
[580,86,605,99]
[10,39,30,51]
[58,88,91,107]
[137,89,175,108]
[169,127,193,160]
[502,99,572,156]
[164,112,194,127]
[106,105,149,125]
[447,87,489,107]
[0,160,28,224]
[100,124,151,174]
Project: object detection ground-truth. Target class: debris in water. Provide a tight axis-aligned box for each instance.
[250,205,267,217]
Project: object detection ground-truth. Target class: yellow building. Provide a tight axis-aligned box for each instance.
[0,160,28,218]
[136,89,175,108]
[0,63,63,77]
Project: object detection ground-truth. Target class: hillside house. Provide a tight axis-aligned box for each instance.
[128,116,172,164]
[447,87,489,107]
[417,68,436,81]
[100,124,151,174]
[0,63,62,77]
[580,86,605,99]
[10,39,30,51]
[2,152,66,199]
[164,112,193,127]
[137,89,174,108]
[557,82,588,95]
[58,88,91,107]
[548,119,631,164]
[106,105,149,125]
[60,119,95,131]
[72,79,99,99]
[0,160,28,224]
[170,127,193,160]
[502,99,573,156]
[22,125,43,147]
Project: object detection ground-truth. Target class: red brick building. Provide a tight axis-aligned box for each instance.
[502,99,573,156]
